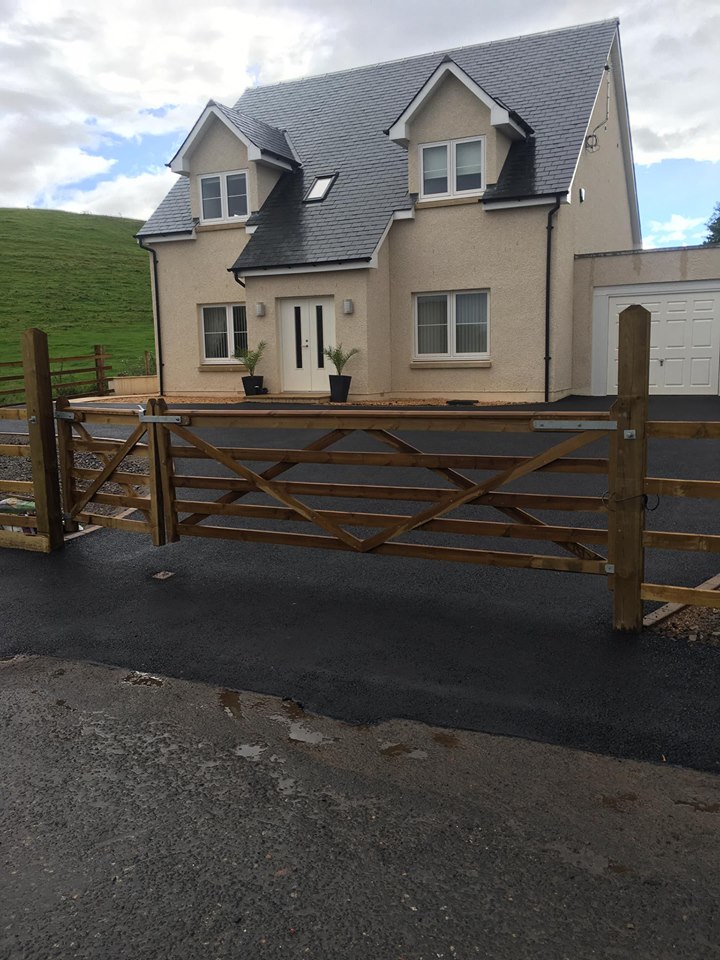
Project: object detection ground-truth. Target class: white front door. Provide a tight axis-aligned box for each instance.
[607,290,720,394]
[280,297,335,392]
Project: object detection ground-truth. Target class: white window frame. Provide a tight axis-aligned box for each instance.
[413,290,490,360]
[419,136,486,200]
[200,303,248,364]
[198,170,249,223]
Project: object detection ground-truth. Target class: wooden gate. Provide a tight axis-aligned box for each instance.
[4,311,720,631]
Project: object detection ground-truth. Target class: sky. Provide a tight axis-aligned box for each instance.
[1,0,718,247]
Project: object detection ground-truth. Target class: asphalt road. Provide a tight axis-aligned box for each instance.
[2,656,720,960]
[2,396,719,772]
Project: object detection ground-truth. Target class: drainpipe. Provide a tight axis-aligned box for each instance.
[137,237,164,395]
[232,270,246,289]
[544,193,563,403]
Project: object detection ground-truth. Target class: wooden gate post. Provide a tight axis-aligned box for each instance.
[22,328,64,551]
[609,305,651,631]
[55,396,79,533]
[93,345,108,395]
[144,398,167,547]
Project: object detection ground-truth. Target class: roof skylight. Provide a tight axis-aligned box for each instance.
[304,175,336,202]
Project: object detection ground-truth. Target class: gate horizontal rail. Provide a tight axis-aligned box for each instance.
[38,306,720,629]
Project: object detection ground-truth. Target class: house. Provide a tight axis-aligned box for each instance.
[138,19,720,400]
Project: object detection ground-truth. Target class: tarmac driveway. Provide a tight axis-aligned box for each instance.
[2,395,720,772]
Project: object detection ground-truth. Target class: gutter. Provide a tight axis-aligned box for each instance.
[137,237,164,395]
[544,194,564,404]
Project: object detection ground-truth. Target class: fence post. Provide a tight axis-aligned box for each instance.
[94,344,108,395]
[144,398,166,547]
[155,398,180,542]
[55,396,79,533]
[22,328,64,551]
[609,305,651,632]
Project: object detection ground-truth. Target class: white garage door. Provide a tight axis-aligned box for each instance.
[607,289,720,394]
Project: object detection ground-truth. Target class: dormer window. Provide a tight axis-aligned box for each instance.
[304,174,336,202]
[420,137,485,199]
[200,171,248,221]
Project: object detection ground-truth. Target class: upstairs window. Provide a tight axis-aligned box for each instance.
[199,171,248,221]
[304,174,337,202]
[201,304,247,362]
[420,137,485,199]
[414,291,489,359]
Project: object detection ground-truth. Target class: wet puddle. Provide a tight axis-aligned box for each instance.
[281,698,305,720]
[380,742,427,760]
[600,792,637,812]
[235,743,265,761]
[219,689,243,720]
[432,731,461,749]
[674,799,720,814]
[123,672,163,687]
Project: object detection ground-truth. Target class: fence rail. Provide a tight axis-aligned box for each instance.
[0,344,111,405]
[2,318,719,627]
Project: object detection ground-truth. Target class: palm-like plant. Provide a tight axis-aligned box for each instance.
[235,341,267,375]
[323,344,359,375]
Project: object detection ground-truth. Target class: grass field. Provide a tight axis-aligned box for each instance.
[0,208,154,372]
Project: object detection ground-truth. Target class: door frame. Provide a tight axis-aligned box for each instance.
[591,280,720,395]
[277,296,336,393]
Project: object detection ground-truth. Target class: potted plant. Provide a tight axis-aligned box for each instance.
[323,344,359,402]
[235,341,267,396]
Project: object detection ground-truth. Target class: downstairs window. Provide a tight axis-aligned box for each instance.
[414,291,489,359]
[201,304,248,362]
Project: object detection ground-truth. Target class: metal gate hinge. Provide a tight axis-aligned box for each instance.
[54,410,76,421]
[604,563,615,575]
[623,429,636,440]
[138,413,187,424]
[532,419,612,431]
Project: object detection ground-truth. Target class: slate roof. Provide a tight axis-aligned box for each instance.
[137,177,193,237]
[139,19,620,265]
[207,101,296,165]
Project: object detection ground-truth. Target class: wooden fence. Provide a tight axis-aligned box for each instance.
[0,343,111,406]
[0,330,64,552]
[2,314,719,630]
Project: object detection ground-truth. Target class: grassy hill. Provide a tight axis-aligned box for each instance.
[0,208,154,371]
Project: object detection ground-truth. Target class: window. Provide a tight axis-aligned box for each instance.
[420,137,485,199]
[415,291,489,359]
[201,304,247,362]
[199,171,248,221]
[304,174,337,202]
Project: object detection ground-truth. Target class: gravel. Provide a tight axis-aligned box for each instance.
[0,432,148,518]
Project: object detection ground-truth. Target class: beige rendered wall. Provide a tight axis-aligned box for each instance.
[570,63,635,255]
[243,270,373,394]
[406,74,511,192]
[153,229,251,396]
[572,245,720,392]
[387,203,556,400]
[187,116,280,215]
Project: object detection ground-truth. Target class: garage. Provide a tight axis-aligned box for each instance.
[591,280,720,395]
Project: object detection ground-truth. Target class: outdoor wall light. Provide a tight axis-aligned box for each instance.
[343,298,354,315]
[255,302,266,317]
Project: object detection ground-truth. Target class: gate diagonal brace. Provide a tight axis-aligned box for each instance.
[179,428,351,526]
[167,423,364,551]
[359,430,611,553]
[68,423,148,519]
[365,429,606,563]
[68,418,151,521]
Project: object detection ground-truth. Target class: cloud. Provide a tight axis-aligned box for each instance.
[40,168,179,220]
[1,0,719,220]
[643,214,707,249]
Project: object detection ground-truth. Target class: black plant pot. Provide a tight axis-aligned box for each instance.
[329,374,351,403]
[242,375,264,396]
